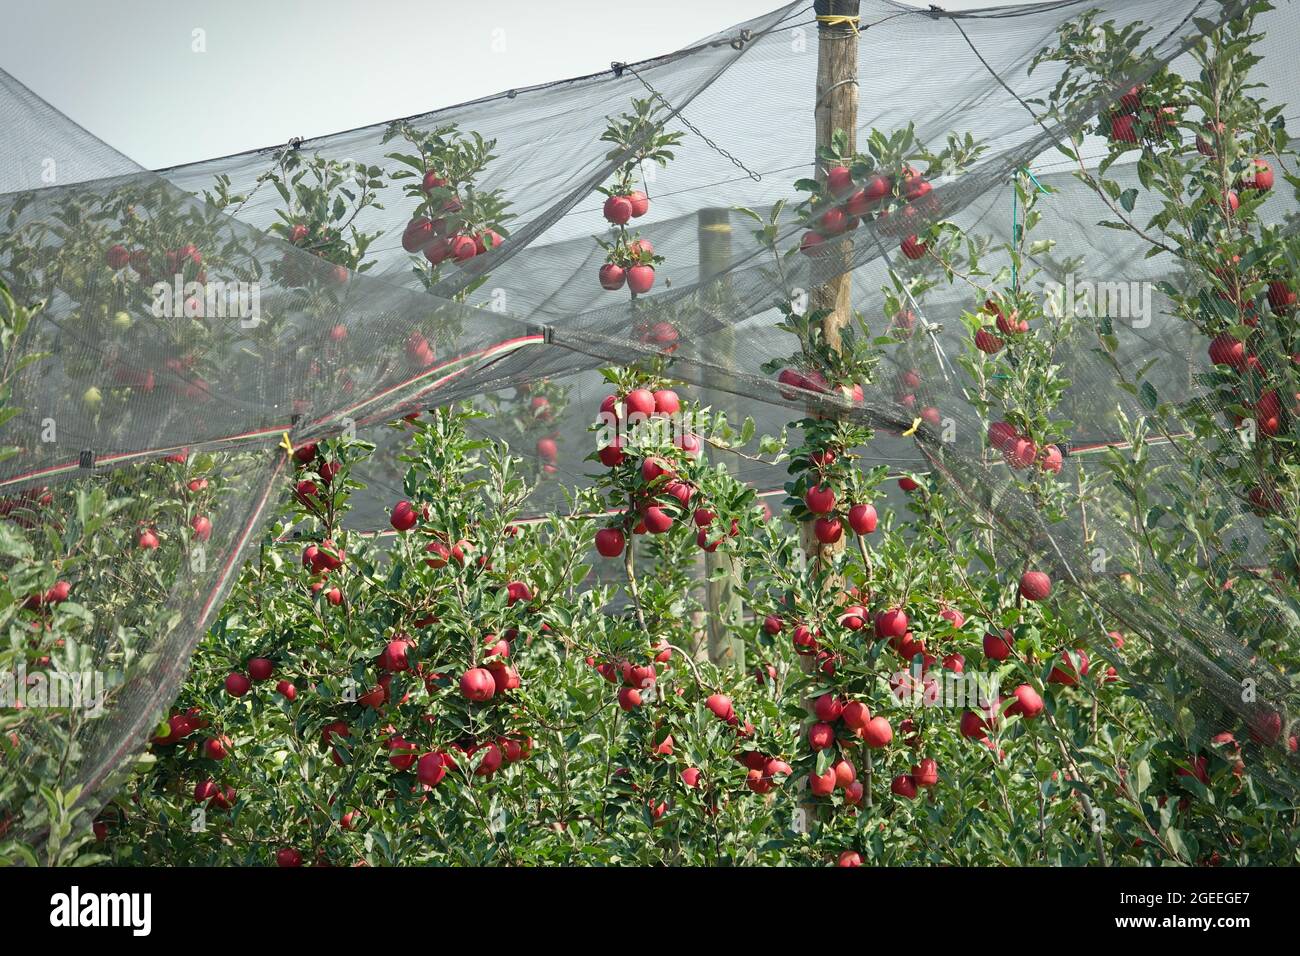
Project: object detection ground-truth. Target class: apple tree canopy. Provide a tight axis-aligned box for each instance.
[2,0,1299,835]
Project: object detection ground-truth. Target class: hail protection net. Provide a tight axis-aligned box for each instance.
[2,0,1300,845]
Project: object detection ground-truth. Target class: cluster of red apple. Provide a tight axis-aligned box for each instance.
[592,386,718,556]
[389,504,530,700]
[388,496,539,783]
[597,190,657,294]
[774,367,866,405]
[289,441,351,605]
[104,241,205,286]
[587,642,672,712]
[222,655,295,705]
[20,578,71,611]
[137,478,212,550]
[972,298,1031,356]
[799,162,934,265]
[1214,154,1276,218]
[501,383,564,478]
[889,369,941,434]
[986,420,1063,474]
[1104,85,1180,146]
[793,598,947,803]
[0,485,53,532]
[400,169,503,265]
[148,700,241,815]
[380,639,532,788]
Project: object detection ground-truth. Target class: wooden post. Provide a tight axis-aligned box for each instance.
[811,0,861,355]
[803,0,861,571]
[798,0,861,836]
[698,207,744,669]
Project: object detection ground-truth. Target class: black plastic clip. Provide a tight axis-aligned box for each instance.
[611,61,626,78]
[78,449,94,470]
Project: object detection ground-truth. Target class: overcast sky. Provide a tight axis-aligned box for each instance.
[0,0,1045,169]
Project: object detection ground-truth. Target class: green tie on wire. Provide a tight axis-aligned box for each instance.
[1011,165,1050,289]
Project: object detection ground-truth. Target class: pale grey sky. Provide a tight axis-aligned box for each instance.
[0,0,1045,170]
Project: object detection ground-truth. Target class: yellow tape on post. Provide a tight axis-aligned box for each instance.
[816,14,860,34]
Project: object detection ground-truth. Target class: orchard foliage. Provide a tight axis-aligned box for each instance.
[3,5,1300,867]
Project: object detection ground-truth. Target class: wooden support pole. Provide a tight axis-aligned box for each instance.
[810,0,861,356]
[798,0,861,835]
[802,0,860,573]
[698,207,744,669]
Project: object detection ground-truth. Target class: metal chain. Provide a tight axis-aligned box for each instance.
[618,61,762,182]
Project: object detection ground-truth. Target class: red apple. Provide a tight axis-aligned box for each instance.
[808,721,835,751]
[652,389,680,416]
[224,672,250,697]
[826,165,854,197]
[804,484,836,514]
[890,774,918,799]
[1019,570,1052,602]
[597,439,625,468]
[847,503,877,535]
[814,516,843,544]
[983,629,1013,662]
[417,751,447,787]
[1006,683,1044,719]
[603,195,633,224]
[1241,158,1273,192]
[814,694,844,722]
[643,506,673,534]
[105,244,130,269]
[912,757,939,788]
[841,700,869,730]
[627,265,655,294]
[705,694,734,722]
[460,667,495,702]
[1109,113,1137,143]
[203,736,229,761]
[860,716,892,749]
[876,608,908,639]
[618,687,642,711]
[833,759,856,787]
[599,263,626,290]
[975,328,1003,354]
[809,768,837,797]
[625,388,656,419]
[595,527,626,558]
[1047,649,1089,686]
[390,500,418,532]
